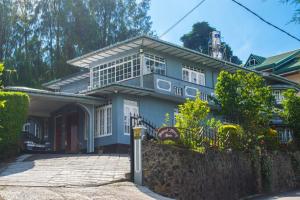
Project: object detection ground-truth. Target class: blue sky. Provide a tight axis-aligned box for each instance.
[148,0,300,63]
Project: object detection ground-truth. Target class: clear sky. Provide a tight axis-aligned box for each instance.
[148,0,300,63]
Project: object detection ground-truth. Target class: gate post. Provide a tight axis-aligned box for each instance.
[133,125,146,185]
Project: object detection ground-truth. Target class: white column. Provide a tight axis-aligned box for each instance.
[140,48,144,88]
[133,125,146,185]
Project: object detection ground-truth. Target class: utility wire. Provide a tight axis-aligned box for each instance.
[231,0,300,43]
[159,0,206,38]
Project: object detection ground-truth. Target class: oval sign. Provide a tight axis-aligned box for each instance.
[157,127,180,141]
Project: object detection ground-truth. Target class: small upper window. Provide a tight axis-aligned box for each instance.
[182,65,205,86]
[144,53,166,75]
[248,58,256,66]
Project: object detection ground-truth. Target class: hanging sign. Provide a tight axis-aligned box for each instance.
[157,127,180,141]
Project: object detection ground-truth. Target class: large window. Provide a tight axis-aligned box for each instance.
[92,54,140,88]
[95,104,112,137]
[144,53,166,75]
[182,66,205,86]
[124,100,139,135]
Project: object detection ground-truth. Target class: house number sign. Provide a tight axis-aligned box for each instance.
[157,127,180,141]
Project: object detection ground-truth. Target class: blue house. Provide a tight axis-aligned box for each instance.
[7,35,300,153]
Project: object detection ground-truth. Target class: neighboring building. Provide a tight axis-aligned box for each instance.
[6,36,300,153]
[244,49,300,96]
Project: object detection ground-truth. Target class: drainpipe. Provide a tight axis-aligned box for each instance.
[140,48,144,88]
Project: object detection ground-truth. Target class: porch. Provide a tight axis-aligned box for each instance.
[7,87,105,153]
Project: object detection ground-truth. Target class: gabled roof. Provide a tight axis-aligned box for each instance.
[249,49,300,72]
[244,54,266,67]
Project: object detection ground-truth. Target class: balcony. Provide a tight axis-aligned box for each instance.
[120,73,214,102]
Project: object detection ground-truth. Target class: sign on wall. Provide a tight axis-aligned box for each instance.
[157,127,180,141]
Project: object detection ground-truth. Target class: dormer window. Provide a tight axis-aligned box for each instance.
[247,58,257,67]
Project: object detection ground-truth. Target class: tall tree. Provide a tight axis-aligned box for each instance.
[0,0,153,87]
[180,22,242,65]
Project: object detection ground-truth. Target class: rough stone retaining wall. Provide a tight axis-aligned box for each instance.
[142,141,300,200]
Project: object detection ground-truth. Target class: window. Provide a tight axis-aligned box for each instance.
[144,53,166,75]
[182,66,205,86]
[124,100,139,135]
[92,54,140,88]
[95,105,112,137]
[22,123,30,133]
[272,90,284,104]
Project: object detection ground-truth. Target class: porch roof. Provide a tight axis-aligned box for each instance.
[5,87,105,117]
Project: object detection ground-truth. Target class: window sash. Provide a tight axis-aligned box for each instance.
[124,101,138,135]
[95,105,112,137]
[92,54,140,88]
[182,67,205,86]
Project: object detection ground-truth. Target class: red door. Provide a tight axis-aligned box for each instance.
[66,113,79,153]
[55,116,63,151]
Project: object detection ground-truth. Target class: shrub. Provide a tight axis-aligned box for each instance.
[217,124,244,151]
[175,93,210,150]
[258,128,279,151]
[0,91,29,160]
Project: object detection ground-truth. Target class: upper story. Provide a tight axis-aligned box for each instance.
[44,35,300,104]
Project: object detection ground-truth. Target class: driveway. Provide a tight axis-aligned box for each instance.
[0,154,172,200]
[0,154,130,187]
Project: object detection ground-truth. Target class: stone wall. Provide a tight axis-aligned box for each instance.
[142,141,300,200]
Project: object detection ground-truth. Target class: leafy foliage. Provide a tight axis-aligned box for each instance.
[174,94,220,152]
[0,0,153,87]
[281,89,300,147]
[180,22,242,65]
[282,0,300,24]
[217,124,244,151]
[0,92,29,160]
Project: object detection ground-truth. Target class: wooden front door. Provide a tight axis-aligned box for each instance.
[65,112,79,153]
[55,116,63,151]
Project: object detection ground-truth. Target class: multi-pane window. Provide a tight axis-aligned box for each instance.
[124,100,139,135]
[95,105,112,137]
[182,65,205,86]
[92,54,140,88]
[144,53,166,75]
[277,128,293,143]
[272,90,284,104]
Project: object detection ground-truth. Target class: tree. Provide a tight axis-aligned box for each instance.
[0,0,153,88]
[180,22,242,65]
[283,0,300,24]
[281,89,300,146]
[215,70,275,147]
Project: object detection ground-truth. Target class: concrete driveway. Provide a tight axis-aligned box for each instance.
[0,154,172,200]
[0,154,130,187]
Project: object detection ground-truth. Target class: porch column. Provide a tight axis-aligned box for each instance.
[87,105,95,153]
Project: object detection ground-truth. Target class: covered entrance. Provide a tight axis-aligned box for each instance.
[6,87,104,153]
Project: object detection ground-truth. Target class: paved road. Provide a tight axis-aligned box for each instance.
[0,154,130,187]
[252,190,300,200]
[0,154,172,200]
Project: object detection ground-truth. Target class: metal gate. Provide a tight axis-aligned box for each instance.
[129,114,157,181]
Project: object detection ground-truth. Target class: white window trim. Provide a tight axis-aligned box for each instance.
[182,66,206,86]
[95,104,112,138]
[144,53,166,75]
[124,100,139,136]
[184,86,199,98]
[91,53,140,89]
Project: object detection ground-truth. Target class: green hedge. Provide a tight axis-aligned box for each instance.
[0,91,29,160]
